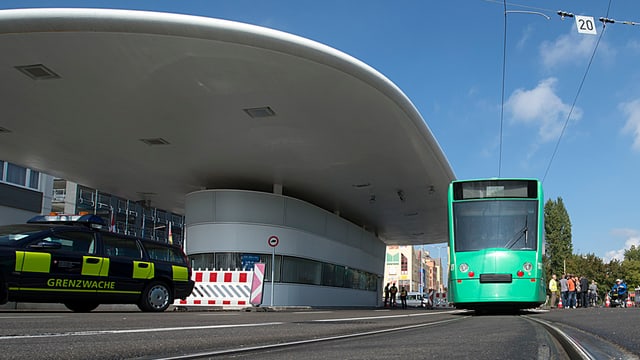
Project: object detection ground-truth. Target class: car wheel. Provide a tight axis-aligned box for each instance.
[138,281,172,312]
[64,302,99,312]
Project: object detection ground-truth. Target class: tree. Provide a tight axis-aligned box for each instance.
[567,253,605,281]
[544,197,572,279]
[624,245,640,262]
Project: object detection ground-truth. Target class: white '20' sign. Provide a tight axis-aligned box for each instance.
[575,15,597,35]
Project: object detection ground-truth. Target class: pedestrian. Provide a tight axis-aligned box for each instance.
[611,279,628,305]
[574,275,582,307]
[559,274,568,308]
[399,286,408,309]
[390,282,398,307]
[580,276,589,307]
[567,274,577,308]
[548,274,558,309]
[588,280,598,307]
[384,283,390,308]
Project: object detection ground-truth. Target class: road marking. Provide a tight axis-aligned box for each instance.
[0,316,63,319]
[313,309,462,322]
[0,322,283,340]
[152,317,468,359]
[293,311,333,314]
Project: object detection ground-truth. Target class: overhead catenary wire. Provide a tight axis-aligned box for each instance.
[498,3,550,177]
[485,0,640,26]
[541,0,613,183]
[490,0,634,181]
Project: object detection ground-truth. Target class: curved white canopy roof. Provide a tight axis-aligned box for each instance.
[0,8,455,245]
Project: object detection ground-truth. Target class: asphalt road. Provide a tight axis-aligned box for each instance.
[0,307,637,359]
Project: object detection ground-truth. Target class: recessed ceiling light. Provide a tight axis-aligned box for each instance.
[352,183,371,188]
[139,138,170,146]
[15,64,60,80]
[244,106,276,118]
[0,127,11,133]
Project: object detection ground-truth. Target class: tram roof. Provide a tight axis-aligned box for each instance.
[0,8,455,245]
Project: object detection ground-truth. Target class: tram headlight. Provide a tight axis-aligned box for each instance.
[523,262,533,272]
[459,263,469,273]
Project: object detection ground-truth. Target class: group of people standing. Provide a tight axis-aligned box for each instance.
[548,274,597,308]
[383,282,408,309]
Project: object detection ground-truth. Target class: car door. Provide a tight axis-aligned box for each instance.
[16,229,98,302]
[99,233,152,301]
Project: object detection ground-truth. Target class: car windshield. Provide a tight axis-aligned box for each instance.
[0,225,46,245]
[453,199,538,252]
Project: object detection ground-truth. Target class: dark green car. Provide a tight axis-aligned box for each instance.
[0,214,194,312]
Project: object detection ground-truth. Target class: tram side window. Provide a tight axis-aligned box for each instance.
[102,234,142,259]
[33,231,95,254]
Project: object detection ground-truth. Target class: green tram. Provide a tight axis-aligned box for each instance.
[447,179,546,310]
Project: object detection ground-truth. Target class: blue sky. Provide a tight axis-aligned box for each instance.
[2,1,639,262]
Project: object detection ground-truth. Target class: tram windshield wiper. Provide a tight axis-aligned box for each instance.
[504,217,528,249]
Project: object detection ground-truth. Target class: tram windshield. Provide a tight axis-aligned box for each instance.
[452,200,538,252]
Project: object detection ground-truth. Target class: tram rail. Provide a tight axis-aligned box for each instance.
[140,311,636,360]
[1,309,637,359]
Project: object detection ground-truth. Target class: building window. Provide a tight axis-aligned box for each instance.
[6,163,27,186]
[386,253,399,264]
[322,263,345,287]
[282,256,321,285]
[28,170,40,189]
[0,161,40,190]
[190,253,215,270]
[215,252,241,270]
[401,254,408,272]
[189,252,377,291]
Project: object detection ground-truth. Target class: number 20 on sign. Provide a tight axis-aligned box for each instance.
[575,15,597,35]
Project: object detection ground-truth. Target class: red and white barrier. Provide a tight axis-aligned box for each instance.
[423,291,451,309]
[250,263,266,306]
[175,265,265,309]
[434,292,451,308]
[424,290,434,308]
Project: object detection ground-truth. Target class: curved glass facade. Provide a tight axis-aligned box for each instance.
[190,252,378,291]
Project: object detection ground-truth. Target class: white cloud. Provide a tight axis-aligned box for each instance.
[516,25,533,51]
[539,31,597,69]
[604,228,640,263]
[505,77,582,142]
[620,99,640,151]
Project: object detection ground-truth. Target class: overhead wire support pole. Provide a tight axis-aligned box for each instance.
[498,6,550,177]
[498,0,508,177]
[506,10,551,20]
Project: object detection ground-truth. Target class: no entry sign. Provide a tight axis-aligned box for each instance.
[268,235,279,247]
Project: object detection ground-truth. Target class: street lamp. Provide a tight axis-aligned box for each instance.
[420,244,425,294]
[435,245,447,292]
